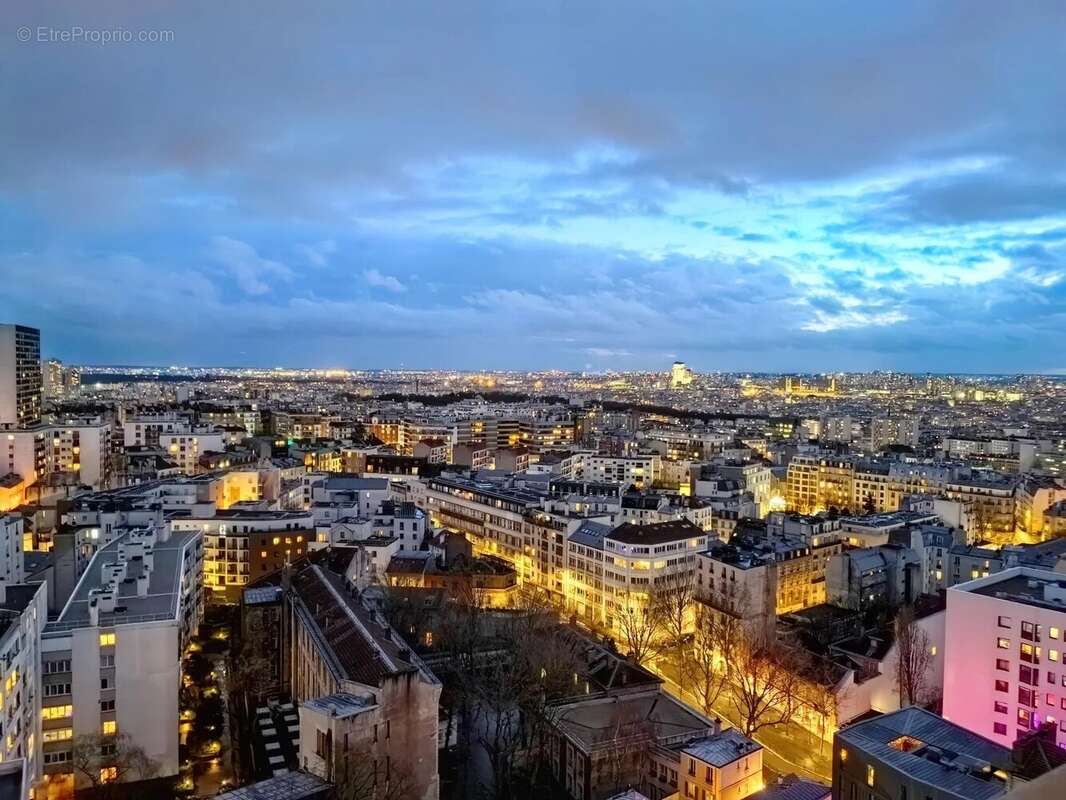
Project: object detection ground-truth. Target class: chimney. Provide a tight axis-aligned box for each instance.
[89,598,99,627]
[137,572,150,598]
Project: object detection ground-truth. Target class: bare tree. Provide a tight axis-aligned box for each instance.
[600,704,655,796]
[729,638,804,737]
[684,601,740,718]
[69,733,158,798]
[895,605,934,707]
[614,587,663,667]
[329,742,412,800]
[656,571,696,689]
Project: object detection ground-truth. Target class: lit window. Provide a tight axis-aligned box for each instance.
[102,720,117,735]
[866,765,875,787]
[100,766,118,783]
[296,535,304,543]
[930,646,938,656]
[996,638,1010,649]
[272,537,280,545]
[1052,627,1061,640]
[42,705,72,720]
[99,632,116,647]
[839,748,847,762]
[43,729,73,742]
[1051,650,1060,662]
[260,551,267,559]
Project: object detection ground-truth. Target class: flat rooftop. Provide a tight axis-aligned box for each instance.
[301,692,376,719]
[965,569,1066,613]
[50,528,199,630]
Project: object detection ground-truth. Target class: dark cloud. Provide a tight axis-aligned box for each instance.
[1,0,1065,369]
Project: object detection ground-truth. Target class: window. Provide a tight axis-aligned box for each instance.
[44,659,71,674]
[994,722,1008,735]
[996,659,1010,672]
[44,683,71,697]
[100,655,115,668]
[44,752,71,765]
[994,701,1009,714]
[1048,694,1058,706]
[1052,627,1061,640]
[42,705,72,720]
[997,638,1010,649]
[998,616,1013,629]
[100,766,118,783]
[99,632,116,647]
[43,729,73,743]
[1051,650,1060,662]
[866,765,875,787]
[995,679,1009,693]
[102,721,117,735]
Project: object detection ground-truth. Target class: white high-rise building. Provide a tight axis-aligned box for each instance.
[0,515,48,799]
[943,567,1066,750]
[39,524,203,796]
[0,324,42,428]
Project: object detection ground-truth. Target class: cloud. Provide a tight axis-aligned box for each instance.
[362,268,406,293]
[208,237,292,295]
[2,1,1065,370]
[296,239,337,267]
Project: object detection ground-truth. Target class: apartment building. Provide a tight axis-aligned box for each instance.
[601,519,707,633]
[0,515,47,799]
[565,453,661,489]
[679,730,764,800]
[695,541,776,638]
[158,430,226,475]
[943,567,1066,750]
[0,324,42,428]
[786,455,855,514]
[245,558,441,800]
[170,510,312,602]
[39,524,203,797]
[834,707,1013,800]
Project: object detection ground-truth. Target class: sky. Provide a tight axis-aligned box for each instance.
[2,1,1066,373]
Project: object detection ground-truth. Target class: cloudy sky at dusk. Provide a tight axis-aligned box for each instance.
[3,1,1066,372]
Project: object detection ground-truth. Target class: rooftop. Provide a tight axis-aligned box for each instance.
[837,707,1012,800]
[51,527,200,629]
[301,691,376,719]
[555,689,716,753]
[682,728,762,767]
[608,518,704,546]
[748,775,831,800]
[215,771,329,800]
[962,567,1066,613]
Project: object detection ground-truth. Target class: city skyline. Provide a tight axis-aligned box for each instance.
[5,1,1066,373]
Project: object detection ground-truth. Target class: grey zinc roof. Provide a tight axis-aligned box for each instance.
[569,520,612,549]
[837,707,1011,800]
[682,728,762,768]
[215,771,328,800]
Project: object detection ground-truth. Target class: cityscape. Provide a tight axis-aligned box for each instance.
[1,324,1065,800]
[5,3,1066,800]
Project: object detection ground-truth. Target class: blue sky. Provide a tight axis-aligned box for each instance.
[2,1,1065,372]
